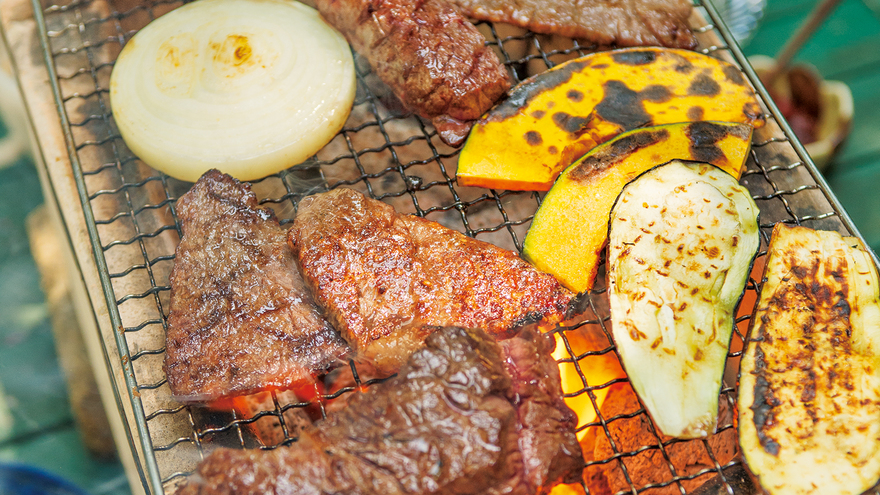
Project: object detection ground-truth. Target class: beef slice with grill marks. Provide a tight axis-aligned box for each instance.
[164,170,350,403]
[176,326,584,494]
[447,0,696,49]
[288,187,573,374]
[313,0,511,146]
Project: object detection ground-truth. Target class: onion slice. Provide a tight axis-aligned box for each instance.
[110,0,356,182]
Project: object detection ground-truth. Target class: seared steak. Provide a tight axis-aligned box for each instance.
[164,170,349,403]
[288,188,572,373]
[313,0,511,147]
[448,0,696,49]
[177,326,584,494]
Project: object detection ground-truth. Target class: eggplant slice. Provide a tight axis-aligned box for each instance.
[607,160,760,438]
[738,224,880,495]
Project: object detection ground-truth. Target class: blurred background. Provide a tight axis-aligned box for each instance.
[0,0,878,494]
[745,0,880,252]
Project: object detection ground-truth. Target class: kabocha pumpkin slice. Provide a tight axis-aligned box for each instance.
[523,121,753,294]
[739,224,880,495]
[607,160,759,439]
[456,47,765,191]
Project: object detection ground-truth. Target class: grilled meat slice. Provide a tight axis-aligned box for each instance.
[313,0,511,147]
[288,188,573,373]
[164,170,350,403]
[177,326,584,494]
[447,0,696,49]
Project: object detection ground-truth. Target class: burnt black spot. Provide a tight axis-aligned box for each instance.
[751,346,782,456]
[671,54,696,74]
[567,89,584,102]
[552,112,593,135]
[568,129,670,182]
[489,60,591,121]
[612,50,657,65]
[642,85,672,103]
[592,63,609,69]
[728,123,753,141]
[801,368,817,403]
[687,73,721,97]
[524,130,543,146]
[548,146,558,155]
[810,281,832,301]
[743,101,763,121]
[722,64,746,85]
[609,128,669,157]
[687,121,733,164]
[594,80,652,129]
[833,297,851,318]
[531,110,546,119]
[687,106,704,121]
[509,310,546,331]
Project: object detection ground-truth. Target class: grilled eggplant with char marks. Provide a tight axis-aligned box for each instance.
[738,224,880,495]
[607,160,759,438]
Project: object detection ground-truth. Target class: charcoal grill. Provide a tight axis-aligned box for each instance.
[16,0,880,493]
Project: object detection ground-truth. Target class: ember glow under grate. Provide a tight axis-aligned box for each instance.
[30,0,880,493]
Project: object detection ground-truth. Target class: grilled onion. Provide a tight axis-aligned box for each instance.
[110,0,355,182]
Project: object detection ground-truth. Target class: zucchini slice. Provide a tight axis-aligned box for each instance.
[739,224,880,495]
[607,160,759,438]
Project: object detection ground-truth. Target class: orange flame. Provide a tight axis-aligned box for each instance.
[552,327,626,443]
[549,482,587,495]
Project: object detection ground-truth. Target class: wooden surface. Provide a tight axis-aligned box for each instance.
[0,2,147,494]
[25,205,117,459]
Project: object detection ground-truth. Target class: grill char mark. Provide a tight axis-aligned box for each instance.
[747,234,865,462]
[568,128,670,182]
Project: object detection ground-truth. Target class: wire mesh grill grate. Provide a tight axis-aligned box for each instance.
[33,0,880,493]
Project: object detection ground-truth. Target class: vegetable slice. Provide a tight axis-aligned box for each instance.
[739,224,880,495]
[110,0,356,182]
[456,47,765,191]
[523,121,753,294]
[607,160,759,438]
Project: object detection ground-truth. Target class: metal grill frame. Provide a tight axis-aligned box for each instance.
[27,0,880,493]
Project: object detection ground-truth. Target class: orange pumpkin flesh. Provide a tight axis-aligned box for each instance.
[456,47,764,192]
[522,121,753,293]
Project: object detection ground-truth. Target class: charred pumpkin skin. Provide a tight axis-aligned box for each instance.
[523,121,753,294]
[607,160,759,439]
[456,47,765,192]
[739,225,880,495]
